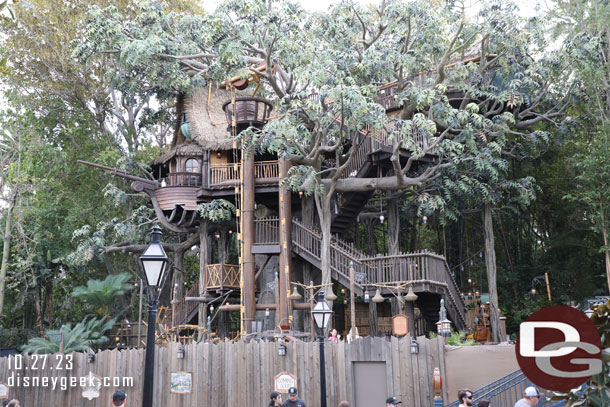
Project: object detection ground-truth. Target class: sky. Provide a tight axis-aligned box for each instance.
[200,0,551,17]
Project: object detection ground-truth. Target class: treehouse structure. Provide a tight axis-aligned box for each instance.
[84,65,485,341]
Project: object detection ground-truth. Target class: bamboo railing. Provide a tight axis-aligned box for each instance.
[206,263,240,290]
[208,160,279,186]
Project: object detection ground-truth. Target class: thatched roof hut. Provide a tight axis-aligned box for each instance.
[184,85,234,151]
[151,139,207,165]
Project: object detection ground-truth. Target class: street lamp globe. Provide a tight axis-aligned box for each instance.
[139,226,169,291]
[312,292,333,331]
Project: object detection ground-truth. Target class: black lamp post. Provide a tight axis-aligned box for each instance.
[312,291,332,407]
[140,226,169,407]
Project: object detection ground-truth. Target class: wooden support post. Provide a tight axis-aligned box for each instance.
[349,262,356,340]
[405,301,416,336]
[242,146,256,334]
[278,157,293,326]
[309,281,315,339]
[198,222,209,331]
[544,272,552,302]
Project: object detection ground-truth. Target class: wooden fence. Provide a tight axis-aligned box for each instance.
[0,335,447,407]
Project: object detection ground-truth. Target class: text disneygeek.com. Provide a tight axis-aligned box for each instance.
[6,373,134,391]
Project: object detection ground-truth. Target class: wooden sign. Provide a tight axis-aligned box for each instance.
[170,372,192,394]
[0,382,8,399]
[274,371,297,393]
[81,372,101,400]
[392,314,409,336]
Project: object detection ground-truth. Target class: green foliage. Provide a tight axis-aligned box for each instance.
[21,317,114,354]
[196,199,235,222]
[429,330,478,346]
[71,273,133,315]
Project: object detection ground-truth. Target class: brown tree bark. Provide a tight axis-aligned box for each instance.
[198,221,210,329]
[482,202,504,342]
[0,191,16,316]
[388,198,400,255]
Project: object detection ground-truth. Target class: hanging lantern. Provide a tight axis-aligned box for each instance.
[364,290,370,303]
[379,214,385,224]
[176,345,185,359]
[278,342,287,356]
[289,286,302,301]
[422,215,428,224]
[405,286,418,302]
[410,338,419,354]
[372,289,385,303]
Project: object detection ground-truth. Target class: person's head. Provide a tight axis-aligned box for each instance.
[385,396,401,406]
[6,400,20,407]
[477,399,490,407]
[288,387,298,401]
[270,391,282,405]
[338,401,351,407]
[330,329,337,337]
[524,387,540,405]
[113,389,126,406]
[458,389,474,406]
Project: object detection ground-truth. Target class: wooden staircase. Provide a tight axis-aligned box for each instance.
[292,218,467,331]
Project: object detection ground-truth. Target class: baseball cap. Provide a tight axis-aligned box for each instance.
[289,387,298,395]
[525,387,539,397]
[386,396,401,404]
[113,389,126,403]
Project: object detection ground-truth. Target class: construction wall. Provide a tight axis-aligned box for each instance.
[444,344,519,403]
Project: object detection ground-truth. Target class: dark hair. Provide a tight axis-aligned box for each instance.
[269,391,281,406]
[477,399,490,407]
[458,389,473,403]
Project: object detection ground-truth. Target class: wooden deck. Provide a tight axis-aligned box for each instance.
[174,217,466,330]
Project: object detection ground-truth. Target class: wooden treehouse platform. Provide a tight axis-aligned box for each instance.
[174,216,467,332]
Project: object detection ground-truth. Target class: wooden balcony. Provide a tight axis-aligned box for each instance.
[208,160,279,186]
[206,263,240,290]
[165,172,202,187]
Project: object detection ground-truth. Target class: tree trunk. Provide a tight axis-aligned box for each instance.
[482,203,504,342]
[0,191,16,316]
[316,193,334,336]
[602,227,610,294]
[388,198,400,255]
[198,222,209,328]
[368,301,379,336]
[171,249,185,326]
[365,218,376,255]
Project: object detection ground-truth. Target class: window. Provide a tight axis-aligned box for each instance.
[185,159,200,173]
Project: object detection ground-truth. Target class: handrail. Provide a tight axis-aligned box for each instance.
[445,369,559,407]
[208,160,279,186]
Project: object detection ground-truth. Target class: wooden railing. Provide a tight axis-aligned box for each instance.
[208,160,279,186]
[206,263,240,290]
[340,132,372,179]
[254,217,279,244]
[209,164,239,186]
[255,160,280,179]
[173,283,200,326]
[165,172,202,187]
[289,217,466,327]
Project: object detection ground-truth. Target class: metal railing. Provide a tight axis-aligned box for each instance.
[445,370,562,407]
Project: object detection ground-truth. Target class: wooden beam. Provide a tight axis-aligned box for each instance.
[254,255,273,282]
